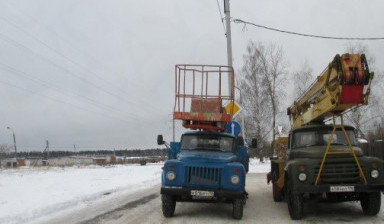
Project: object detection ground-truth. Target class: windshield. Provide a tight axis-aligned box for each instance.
[292,129,357,148]
[180,135,234,152]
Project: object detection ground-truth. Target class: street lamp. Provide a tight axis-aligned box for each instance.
[7,127,17,158]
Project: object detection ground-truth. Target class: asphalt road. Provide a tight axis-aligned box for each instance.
[44,173,384,224]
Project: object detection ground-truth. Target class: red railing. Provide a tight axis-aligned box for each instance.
[173,65,234,131]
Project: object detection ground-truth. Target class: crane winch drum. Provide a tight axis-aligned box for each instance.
[287,54,373,128]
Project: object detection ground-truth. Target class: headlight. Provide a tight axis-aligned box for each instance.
[166,171,176,181]
[298,173,307,182]
[231,175,240,184]
[371,170,379,179]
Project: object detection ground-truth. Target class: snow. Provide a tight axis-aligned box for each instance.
[0,158,270,223]
[0,158,271,224]
[0,163,163,224]
[248,157,271,173]
[358,138,368,143]
[2,158,383,223]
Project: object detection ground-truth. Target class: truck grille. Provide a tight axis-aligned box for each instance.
[185,166,222,186]
[314,160,362,184]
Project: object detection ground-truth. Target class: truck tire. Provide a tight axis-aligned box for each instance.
[360,192,381,216]
[273,182,283,202]
[288,191,303,220]
[232,199,243,219]
[272,167,283,202]
[161,194,176,217]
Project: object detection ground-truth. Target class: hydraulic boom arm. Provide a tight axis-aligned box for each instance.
[287,54,374,128]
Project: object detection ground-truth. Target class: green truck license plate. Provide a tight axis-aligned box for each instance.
[330,186,355,192]
[191,190,214,197]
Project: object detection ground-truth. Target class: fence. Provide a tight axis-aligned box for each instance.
[0,155,167,168]
[358,140,384,160]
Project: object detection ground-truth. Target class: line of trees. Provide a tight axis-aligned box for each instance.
[0,146,168,159]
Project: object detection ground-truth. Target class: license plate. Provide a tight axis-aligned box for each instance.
[190,190,214,197]
[330,186,355,192]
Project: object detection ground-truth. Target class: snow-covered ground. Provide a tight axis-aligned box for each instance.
[0,163,163,224]
[0,158,270,224]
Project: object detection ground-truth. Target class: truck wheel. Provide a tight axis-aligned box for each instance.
[288,191,303,220]
[360,192,381,216]
[273,182,283,202]
[272,164,283,202]
[162,194,176,217]
[232,199,244,219]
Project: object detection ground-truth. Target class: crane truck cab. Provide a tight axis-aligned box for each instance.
[284,124,384,219]
[268,54,384,219]
[158,131,251,219]
[158,64,253,219]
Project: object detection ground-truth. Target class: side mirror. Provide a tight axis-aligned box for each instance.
[250,138,257,148]
[157,135,165,145]
[236,136,244,146]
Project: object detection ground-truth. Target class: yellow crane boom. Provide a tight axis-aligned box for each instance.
[287,54,374,128]
[286,53,374,185]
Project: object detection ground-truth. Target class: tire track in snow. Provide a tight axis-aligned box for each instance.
[81,193,159,224]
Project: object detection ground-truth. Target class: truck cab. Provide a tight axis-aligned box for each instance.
[284,124,384,219]
[158,131,250,219]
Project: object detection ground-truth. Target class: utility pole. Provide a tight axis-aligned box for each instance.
[46,140,50,160]
[6,127,17,158]
[224,0,233,95]
[224,1,245,142]
[42,140,50,163]
[173,119,175,142]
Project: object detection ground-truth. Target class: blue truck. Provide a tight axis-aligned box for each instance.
[157,65,254,219]
[158,131,253,219]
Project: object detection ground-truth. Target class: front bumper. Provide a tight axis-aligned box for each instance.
[161,186,246,200]
[293,184,384,193]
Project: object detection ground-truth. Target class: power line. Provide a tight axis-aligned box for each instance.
[0,32,151,114]
[216,0,226,33]
[0,64,160,130]
[0,7,166,114]
[0,63,132,118]
[0,79,134,124]
[0,14,134,98]
[233,19,384,40]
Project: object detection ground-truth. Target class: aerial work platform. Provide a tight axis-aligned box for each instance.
[173,65,234,131]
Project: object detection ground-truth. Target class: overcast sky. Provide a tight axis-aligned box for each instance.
[0,0,383,151]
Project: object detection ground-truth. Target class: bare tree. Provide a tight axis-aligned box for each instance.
[238,41,288,156]
[258,43,288,156]
[292,59,313,99]
[238,41,269,150]
[366,117,384,142]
